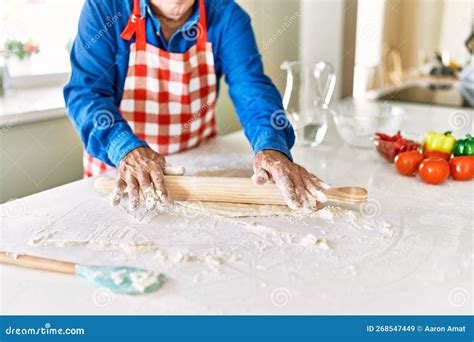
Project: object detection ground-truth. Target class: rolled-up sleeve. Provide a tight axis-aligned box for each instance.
[217,3,295,160]
[63,0,147,167]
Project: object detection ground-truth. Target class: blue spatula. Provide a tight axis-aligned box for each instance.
[0,251,167,295]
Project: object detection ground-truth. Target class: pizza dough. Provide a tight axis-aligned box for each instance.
[181,168,318,218]
[190,168,280,217]
[176,201,295,218]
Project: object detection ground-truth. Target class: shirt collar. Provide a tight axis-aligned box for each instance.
[140,0,200,31]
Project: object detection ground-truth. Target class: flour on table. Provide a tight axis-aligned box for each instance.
[240,222,296,246]
[170,247,235,266]
[28,227,62,245]
[21,178,398,287]
[301,234,331,250]
[28,223,160,255]
[175,251,198,263]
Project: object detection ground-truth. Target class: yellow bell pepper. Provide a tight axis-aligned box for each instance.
[423,131,456,154]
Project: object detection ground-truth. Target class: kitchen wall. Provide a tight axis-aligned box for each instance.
[216,0,301,134]
[0,116,83,203]
[384,0,446,70]
[438,0,473,64]
[299,0,346,100]
[353,0,386,96]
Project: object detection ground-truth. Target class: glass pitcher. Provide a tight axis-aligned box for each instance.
[280,61,336,147]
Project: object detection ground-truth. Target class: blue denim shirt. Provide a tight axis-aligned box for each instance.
[64,0,295,166]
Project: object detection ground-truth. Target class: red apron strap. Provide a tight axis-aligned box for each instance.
[121,0,206,48]
[197,0,208,48]
[120,0,146,48]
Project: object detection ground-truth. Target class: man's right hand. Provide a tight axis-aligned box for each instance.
[112,147,170,211]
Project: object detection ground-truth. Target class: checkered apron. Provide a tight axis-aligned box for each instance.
[83,0,217,177]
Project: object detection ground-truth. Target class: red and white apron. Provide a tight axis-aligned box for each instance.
[83,0,217,177]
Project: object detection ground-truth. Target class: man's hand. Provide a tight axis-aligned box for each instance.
[252,150,330,210]
[112,147,169,211]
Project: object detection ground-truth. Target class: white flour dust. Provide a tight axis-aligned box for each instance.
[25,188,398,280]
[301,234,331,250]
[152,247,239,268]
[28,223,159,254]
[110,269,127,285]
[129,271,160,293]
[109,268,161,293]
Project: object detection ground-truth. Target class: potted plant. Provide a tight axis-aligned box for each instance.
[4,40,39,75]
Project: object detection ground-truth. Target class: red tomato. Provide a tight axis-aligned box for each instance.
[450,156,474,181]
[418,158,450,185]
[394,151,424,176]
[423,150,451,161]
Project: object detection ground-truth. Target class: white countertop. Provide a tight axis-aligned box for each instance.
[0,86,66,126]
[0,100,473,315]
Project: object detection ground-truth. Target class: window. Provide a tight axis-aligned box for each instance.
[1,0,84,77]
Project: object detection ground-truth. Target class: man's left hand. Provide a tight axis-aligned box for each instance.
[252,150,330,210]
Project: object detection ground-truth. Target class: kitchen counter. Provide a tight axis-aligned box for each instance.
[0,100,473,315]
[365,78,472,108]
[0,86,66,127]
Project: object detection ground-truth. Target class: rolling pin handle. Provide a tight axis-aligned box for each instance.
[164,166,185,176]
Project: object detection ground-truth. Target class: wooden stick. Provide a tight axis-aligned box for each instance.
[0,252,75,274]
[95,176,368,205]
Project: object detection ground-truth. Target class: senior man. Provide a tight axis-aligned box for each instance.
[64,0,329,211]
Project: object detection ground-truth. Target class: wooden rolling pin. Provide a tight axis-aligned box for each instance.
[94,176,368,205]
